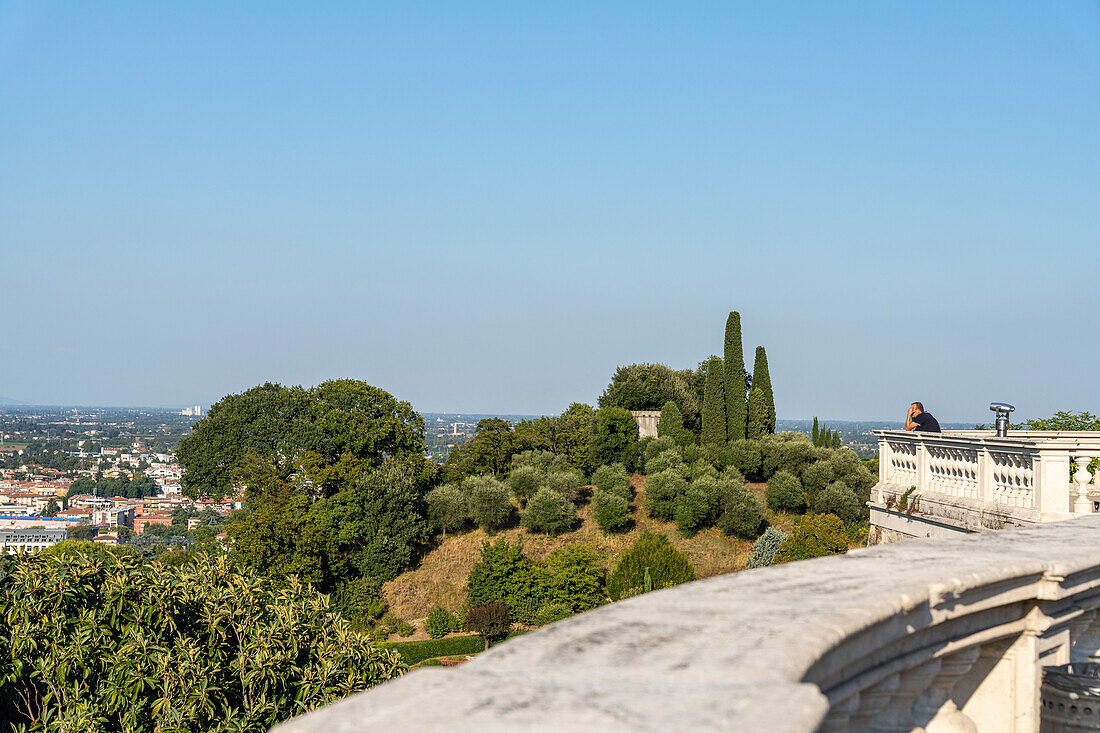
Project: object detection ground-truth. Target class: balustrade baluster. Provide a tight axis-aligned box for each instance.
[912,648,980,733]
[868,660,941,733]
[1074,456,1094,513]
[848,675,900,732]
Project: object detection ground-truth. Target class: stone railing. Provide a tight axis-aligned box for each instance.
[274,516,1100,732]
[872,431,1100,540]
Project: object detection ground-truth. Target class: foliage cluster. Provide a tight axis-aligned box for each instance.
[0,550,403,733]
[466,540,606,625]
[746,527,788,568]
[380,635,485,666]
[606,532,696,601]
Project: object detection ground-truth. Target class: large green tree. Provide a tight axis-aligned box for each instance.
[598,363,700,429]
[750,345,776,435]
[589,407,639,467]
[723,312,748,442]
[701,356,727,446]
[657,400,684,440]
[178,380,424,500]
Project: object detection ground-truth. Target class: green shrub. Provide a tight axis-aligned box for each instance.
[644,468,689,521]
[396,620,415,637]
[511,449,567,474]
[544,545,606,612]
[521,487,578,536]
[760,433,815,479]
[775,514,850,563]
[466,539,550,625]
[718,490,766,539]
[425,483,469,535]
[507,465,544,507]
[418,658,444,667]
[765,470,805,512]
[646,448,684,476]
[729,439,762,478]
[657,400,685,440]
[534,602,574,626]
[467,601,511,644]
[693,475,736,525]
[607,532,696,601]
[746,527,787,568]
[425,606,454,639]
[368,627,390,643]
[814,481,862,523]
[464,475,513,532]
[0,553,403,732]
[688,459,719,481]
[382,634,485,665]
[674,487,709,536]
[644,435,677,463]
[381,611,400,632]
[592,489,632,533]
[332,576,386,630]
[800,459,836,495]
[591,463,632,500]
[546,469,586,503]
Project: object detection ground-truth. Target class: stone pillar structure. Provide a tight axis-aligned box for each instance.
[630,411,661,440]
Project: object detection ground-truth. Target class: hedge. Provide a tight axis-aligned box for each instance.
[381,634,487,665]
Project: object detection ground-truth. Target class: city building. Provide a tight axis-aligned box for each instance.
[0,528,68,553]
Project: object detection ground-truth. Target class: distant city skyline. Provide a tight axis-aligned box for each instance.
[2,2,1098,423]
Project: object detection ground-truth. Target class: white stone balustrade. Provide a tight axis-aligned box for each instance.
[871,430,1100,543]
[272,516,1100,732]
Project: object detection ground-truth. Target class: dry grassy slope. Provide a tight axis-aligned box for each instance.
[383,476,801,620]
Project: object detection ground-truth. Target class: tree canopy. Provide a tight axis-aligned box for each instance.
[178,379,424,500]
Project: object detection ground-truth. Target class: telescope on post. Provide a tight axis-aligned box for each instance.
[989,403,1015,437]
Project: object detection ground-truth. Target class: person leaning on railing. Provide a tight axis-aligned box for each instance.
[905,402,941,433]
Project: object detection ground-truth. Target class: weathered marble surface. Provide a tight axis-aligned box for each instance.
[273,515,1100,732]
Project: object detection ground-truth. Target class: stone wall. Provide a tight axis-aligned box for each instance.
[630,410,661,439]
[274,515,1100,732]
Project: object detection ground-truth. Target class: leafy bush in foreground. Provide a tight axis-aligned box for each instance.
[775,514,850,564]
[0,551,403,732]
[607,532,696,601]
[590,463,632,501]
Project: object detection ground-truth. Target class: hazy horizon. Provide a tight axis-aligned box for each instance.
[2,2,1097,423]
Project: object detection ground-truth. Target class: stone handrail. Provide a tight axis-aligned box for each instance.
[274,516,1100,732]
[875,429,1100,519]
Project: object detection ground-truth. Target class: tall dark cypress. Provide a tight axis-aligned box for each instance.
[750,346,776,435]
[723,312,747,441]
[812,416,820,446]
[701,355,727,446]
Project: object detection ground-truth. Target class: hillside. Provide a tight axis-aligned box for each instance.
[383,476,801,619]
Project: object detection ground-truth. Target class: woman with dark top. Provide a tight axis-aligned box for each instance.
[905,402,941,432]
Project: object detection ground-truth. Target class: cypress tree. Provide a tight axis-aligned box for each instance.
[746,385,769,439]
[701,356,727,446]
[657,400,684,440]
[811,417,820,446]
[750,346,776,434]
[823,428,831,448]
[723,312,747,442]
[831,431,842,449]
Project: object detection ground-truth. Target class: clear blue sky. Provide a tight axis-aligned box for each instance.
[2,1,1098,422]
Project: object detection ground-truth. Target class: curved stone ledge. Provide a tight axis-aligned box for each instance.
[274,515,1100,732]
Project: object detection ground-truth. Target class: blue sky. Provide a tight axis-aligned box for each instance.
[1,1,1098,422]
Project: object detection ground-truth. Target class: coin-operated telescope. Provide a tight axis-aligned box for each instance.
[989,403,1015,438]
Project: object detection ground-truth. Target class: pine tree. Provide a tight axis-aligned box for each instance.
[723,312,747,442]
[811,417,820,446]
[701,356,727,446]
[746,385,769,439]
[750,346,775,434]
[657,400,684,440]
